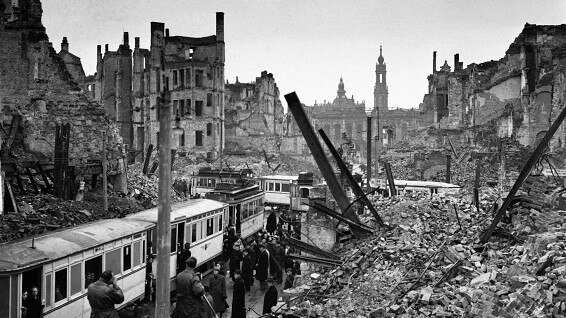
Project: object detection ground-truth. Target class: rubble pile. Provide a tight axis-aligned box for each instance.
[285,190,566,317]
[127,164,186,208]
[0,191,144,243]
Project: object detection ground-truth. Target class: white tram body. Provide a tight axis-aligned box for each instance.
[258,175,297,206]
[190,168,255,197]
[0,199,227,318]
[205,184,264,242]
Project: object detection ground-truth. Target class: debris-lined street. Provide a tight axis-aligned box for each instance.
[2,1,566,318]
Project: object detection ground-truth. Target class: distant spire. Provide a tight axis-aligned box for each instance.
[337,76,346,97]
[378,45,384,65]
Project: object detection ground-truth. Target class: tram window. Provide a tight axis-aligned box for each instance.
[45,273,52,307]
[198,221,203,240]
[275,183,281,191]
[70,263,82,296]
[300,188,309,198]
[191,223,197,243]
[54,268,67,302]
[142,240,146,264]
[268,182,274,191]
[171,226,177,253]
[85,256,102,289]
[218,215,223,232]
[207,218,214,236]
[133,241,141,267]
[281,183,290,192]
[123,245,132,271]
[105,249,121,275]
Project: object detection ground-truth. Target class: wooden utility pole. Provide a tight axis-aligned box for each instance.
[366,114,372,191]
[155,90,172,318]
[102,131,108,212]
[473,159,480,212]
[446,154,451,183]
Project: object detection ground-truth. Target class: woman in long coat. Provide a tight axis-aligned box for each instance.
[208,266,227,316]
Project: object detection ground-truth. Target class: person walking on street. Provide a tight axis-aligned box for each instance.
[262,278,279,315]
[87,270,124,318]
[255,244,270,291]
[229,242,243,282]
[208,265,227,318]
[171,257,206,318]
[241,249,254,291]
[231,269,246,318]
[273,240,285,284]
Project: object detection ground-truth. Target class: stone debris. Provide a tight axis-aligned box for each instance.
[282,189,566,318]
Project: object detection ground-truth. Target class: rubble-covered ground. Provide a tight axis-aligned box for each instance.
[284,186,566,317]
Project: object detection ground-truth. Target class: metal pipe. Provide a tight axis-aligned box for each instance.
[155,90,172,318]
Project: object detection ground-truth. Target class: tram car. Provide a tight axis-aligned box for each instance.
[0,199,227,318]
[189,167,255,197]
[372,179,461,196]
[205,182,264,242]
[259,173,315,212]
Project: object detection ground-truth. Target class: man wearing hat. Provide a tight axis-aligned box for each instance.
[208,264,227,318]
[171,257,206,318]
[87,270,124,318]
[241,249,254,291]
[262,277,278,315]
[231,269,246,318]
[255,244,270,291]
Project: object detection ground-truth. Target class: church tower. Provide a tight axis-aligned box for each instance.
[374,46,388,110]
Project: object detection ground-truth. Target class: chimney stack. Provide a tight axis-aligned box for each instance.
[123,32,129,47]
[433,51,437,73]
[105,44,109,52]
[135,37,140,49]
[97,44,102,55]
[165,28,169,37]
[454,54,460,72]
[61,37,69,52]
[216,12,225,42]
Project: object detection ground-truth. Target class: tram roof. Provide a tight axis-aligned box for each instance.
[259,175,299,181]
[0,218,153,273]
[125,198,227,223]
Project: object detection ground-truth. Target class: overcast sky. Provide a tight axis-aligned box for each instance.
[42,0,565,110]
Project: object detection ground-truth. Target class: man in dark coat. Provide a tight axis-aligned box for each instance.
[262,278,279,314]
[25,286,44,318]
[266,212,277,234]
[208,265,227,317]
[241,249,254,291]
[229,243,243,281]
[171,257,206,318]
[273,240,285,284]
[87,270,124,318]
[231,269,246,318]
[255,244,270,291]
[177,243,191,274]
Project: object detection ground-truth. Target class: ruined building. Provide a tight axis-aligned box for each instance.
[130,13,225,161]
[57,37,86,86]
[415,23,566,150]
[223,71,285,153]
[0,0,126,189]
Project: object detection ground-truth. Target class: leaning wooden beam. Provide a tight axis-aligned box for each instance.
[384,161,396,197]
[318,129,388,228]
[480,102,566,243]
[309,202,374,234]
[286,236,340,260]
[25,167,40,194]
[142,144,154,174]
[285,92,366,238]
[287,253,343,267]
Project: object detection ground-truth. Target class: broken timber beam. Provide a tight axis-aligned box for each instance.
[384,161,396,197]
[287,253,343,267]
[309,202,374,234]
[142,144,154,174]
[285,92,366,238]
[480,102,566,244]
[318,129,387,228]
[5,114,21,150]
[285,236,340,260]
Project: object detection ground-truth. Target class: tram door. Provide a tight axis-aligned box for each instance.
[235,204,241,235]
[22,267,43,316]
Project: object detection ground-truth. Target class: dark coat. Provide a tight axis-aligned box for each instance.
[208,274,227,313]
[25,296,44,318]
[284,274,295,290]
[231,277,246,318]
[255,249,270,281]
[266,212,277,233]
[241,255,254,287]
[229,249,243,279]
[262,285,279,314]
[87,279,124,318]
[171,268,206,318]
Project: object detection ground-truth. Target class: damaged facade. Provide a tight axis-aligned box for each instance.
[417,24,566,150]
[0,0,124,171]
[224,71,285,154]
